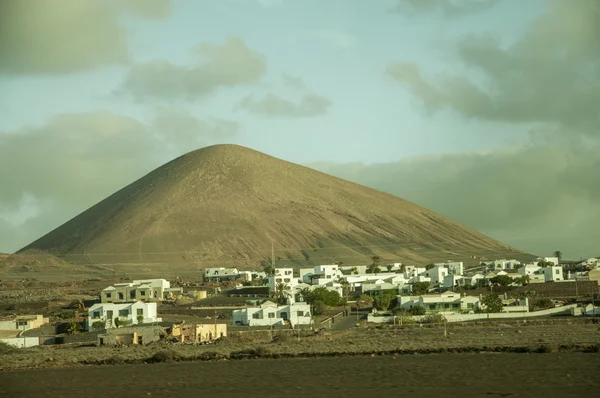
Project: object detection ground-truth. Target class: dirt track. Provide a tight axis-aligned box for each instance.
[1,353,598,397]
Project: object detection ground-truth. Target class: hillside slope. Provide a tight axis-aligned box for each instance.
[20,145,528,268]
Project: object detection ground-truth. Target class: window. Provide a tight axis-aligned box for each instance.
[93,311,101,319]
[444,303,450,309]
[118,292,124,300]
[467,303,474,309]
[285,271,292,275]
[452,304,460,309]
[140,290,146,296]
[297,311,304,316]
[105,293,112,298]
[429,304,436,310]
[118,309,129,317]
[16,321,27,326]
[268,312,275,318]
[252,313,261,319]
[276,278,282,282]
[556,269,560,275]
[137,309,143,316]
[129,291,136,299]
[284,278,290,283]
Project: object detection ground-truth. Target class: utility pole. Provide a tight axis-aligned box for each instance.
[271,240,275,268]
[214,309,217,342]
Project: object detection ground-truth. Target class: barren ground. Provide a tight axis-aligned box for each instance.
[1,353,598,397]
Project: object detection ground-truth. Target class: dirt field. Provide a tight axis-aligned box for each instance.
[1,353,598,397]
[1,321,599,372]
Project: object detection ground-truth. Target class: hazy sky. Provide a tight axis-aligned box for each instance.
[0,0,598,259]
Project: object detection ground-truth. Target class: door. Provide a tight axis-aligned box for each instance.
[280,311,288,321]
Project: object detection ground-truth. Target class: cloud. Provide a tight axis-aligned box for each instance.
[152,107,240,152]
[316,30,357,50]
[236,93,332,118]
[0,109,239,252]
[387,0,600,136]
[282,73,306,90]
[118,36,267,101]
[0,0,172,74]
[391,0,500,17]
[308,142,600,258]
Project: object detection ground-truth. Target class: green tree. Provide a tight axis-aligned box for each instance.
[481,294,503,313]
[490,275,513,287]
[336,277,350,302]
[373,291,397,311]
[520,275,529,285]
[425,263,435,270]
[312,300,326,316]
[412,282,430,295]
[137,315,144,324]
[356,294,373,310]
[386,264,393,272]
[400,264,406,273]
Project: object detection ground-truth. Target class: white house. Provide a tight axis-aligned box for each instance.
[385,263,403,272]
[420,265,448,285]
[435,261,464,275]
[101,279,180,303]
[203,267,242,282]
[87,301,161,330]
[268,268,300,293]
[299,264,344,285]
[537,265,564,282]
[404,266,426,278]
[518,264,541,276]
[487,259,521,271]
[536,257,560,266]
[232,301,312,326]
[398,291,480,314]
[443,275,465,289]
[0,314,49,331]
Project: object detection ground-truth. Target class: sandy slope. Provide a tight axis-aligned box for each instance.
[20,145,530,268]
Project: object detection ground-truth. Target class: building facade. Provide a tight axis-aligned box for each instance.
[87,301,161,330]
[232,301,312,326]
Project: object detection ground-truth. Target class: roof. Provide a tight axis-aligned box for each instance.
[103,286,116,291]
[0,330,20,338]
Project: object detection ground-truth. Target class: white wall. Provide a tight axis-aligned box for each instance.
[0,337,39,348]
[87,301,160,330]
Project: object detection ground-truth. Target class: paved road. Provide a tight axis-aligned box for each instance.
[1,353,598,397]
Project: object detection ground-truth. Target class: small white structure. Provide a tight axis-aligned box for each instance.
[443,275,465,289]
[299,264,344,285]
[0,314,49,331]
[87,301,161,330]
[435,261,464,275]
[404,266,426,278]
[398,291,480,314]
[232,301,312,326]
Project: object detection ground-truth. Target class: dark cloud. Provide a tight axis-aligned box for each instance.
[387,0,600,136]
[308,142,600,258]
[392,0,499,17]
[119,37,267,101]
[0,109,239,252]
[235,93,331,118]
[0,0,172,74]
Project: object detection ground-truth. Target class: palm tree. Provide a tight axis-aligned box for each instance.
[336,277,350,301]
[273,282,292,305]
[368,255,381,273]
[553,250,562,263]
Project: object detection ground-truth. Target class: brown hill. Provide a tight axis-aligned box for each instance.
[19,144,530,269]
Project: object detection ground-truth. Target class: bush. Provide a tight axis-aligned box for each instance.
[372,291,397,311]
[409,305,426,315]
[421,314,446,324]
[301,287,342,307]
[151,350,176,363]
[312,300,326,316]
